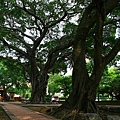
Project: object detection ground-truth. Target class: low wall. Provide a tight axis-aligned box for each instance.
[58,100,120,105]
[96,101,120,105]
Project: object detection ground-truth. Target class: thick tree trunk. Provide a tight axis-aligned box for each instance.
[3,85,12,101]
[30,75,48,102]
[51,62,106,119]
[29,56,49,102]
[51,25,101,119]
[3,89,9,101]
[51,0,119,119]
[28,55,48,102]
[29,68,48,103]
[51,64,103,119]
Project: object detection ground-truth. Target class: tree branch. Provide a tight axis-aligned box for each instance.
[33,27,48,51]
[104,19,120,26]
[49,36,73,56]
[103,38,120,65]
[43,36,73,74]
[11,33,31,49]
[0,38,29,59]
[47,11,67,28]
[35,18,42,34]
[6,27,35,42]
[18,0,45,27]
[94,0,105,68]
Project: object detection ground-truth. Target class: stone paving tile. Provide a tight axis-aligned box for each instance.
[1,102,58,120]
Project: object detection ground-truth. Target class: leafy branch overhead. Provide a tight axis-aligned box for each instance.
[0,0,78,59]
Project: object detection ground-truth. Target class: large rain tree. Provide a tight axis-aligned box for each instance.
[0,0,79,102]
[51,0,120,119]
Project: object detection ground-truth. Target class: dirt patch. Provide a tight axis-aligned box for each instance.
[26,106,56,114]
[0,106,10,120]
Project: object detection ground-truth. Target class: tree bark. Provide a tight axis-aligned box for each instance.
[27,51,48,102]
[29,66,49,102]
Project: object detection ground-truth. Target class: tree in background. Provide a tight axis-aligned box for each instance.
[48,74,72,97]
[99,67,120,100]
[0,59,29,100]
[0,0,79,102]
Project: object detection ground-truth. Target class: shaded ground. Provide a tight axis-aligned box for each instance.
[99,105,120,117]
[26,105,120,118]
[26,106,53,113]
[0,101,120,120]
[0,106,10,120]
[1,102,54,120]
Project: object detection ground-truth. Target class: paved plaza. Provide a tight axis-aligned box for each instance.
[1,102,59,120]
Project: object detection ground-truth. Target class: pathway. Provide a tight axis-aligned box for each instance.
[1,102,59,120]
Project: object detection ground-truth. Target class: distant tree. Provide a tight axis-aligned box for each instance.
[0,59,29,100]
[48,74,62,95]
[48,74,72,97]
[99,68,120,100]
